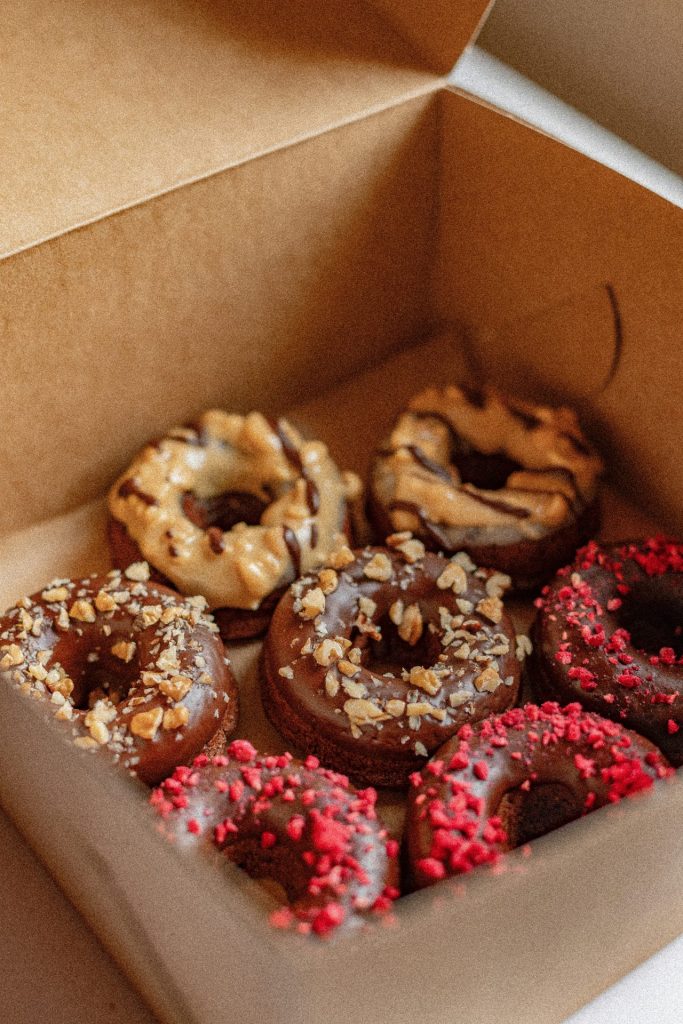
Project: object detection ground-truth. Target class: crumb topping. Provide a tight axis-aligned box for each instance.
[408,701,672,884]
[151,741,398,937]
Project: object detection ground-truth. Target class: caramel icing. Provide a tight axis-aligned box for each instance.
[372,386,603,546]
[109,410,355,610]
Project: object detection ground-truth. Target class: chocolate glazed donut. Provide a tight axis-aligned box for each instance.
[369,385,603,590]
[0,566,238,785]
[405,702,671,889]
[262,537,525,788]
[108,410,357,641]
[531,537,683,765]
[151,740,399,936]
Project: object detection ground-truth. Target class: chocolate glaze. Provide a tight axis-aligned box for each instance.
[262,547,522,788]
[405,702,670,889]
[152,741,399,934]
[0,574,238,786]
[531,538,683,765]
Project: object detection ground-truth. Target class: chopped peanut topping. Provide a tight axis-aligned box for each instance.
[344,698,389,728]
[389,600,404,626]
[436,562,468,594]
[125,562,151,582]
[45,670,74,698]
[409,665,441,695]
[130,706,163,740]
[41,586,69,603]
[328,545,354,569]
[342,679,367,699]
[87,720,111,745]
[338,659,360,678]
[95,590,117,613]
[476,596,503,624]
[324,671,340,697]
[313,638,345,667]
[385,699,406,717]
[300,587,326,620]
[363,553,392,582]
[69,600,96,623]
[159,674,193,702]
[449,691,470,707]
[486,572,512,598]
[318,569,339,595]
[140,605,163,628]
[0,644,24,670]
[163,705,190,730]
[111,640,136,663]
[406,701,436,717]
[358,595,377,619]
[453,551,477,573]
[473,666,503,693]
[516,634,533,660]
[398,603,423,645]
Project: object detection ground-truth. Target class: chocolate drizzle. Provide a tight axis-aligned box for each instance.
[268,418,321,518]
[282,527,302,577]
[118,478,158,507]
[405,445,454,485]
[207,526,226,555]
[390,500,454,550]
[460,487,531,519]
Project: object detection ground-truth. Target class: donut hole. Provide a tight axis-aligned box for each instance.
[53,633,142,709]
[181,490,270,532]
[355,612,442,676]
[496,781,583,848]
[451,449,525,491]
[616,578,683,658]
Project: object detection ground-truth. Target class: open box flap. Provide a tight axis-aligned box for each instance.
[370,0,495,75]
[1,0,445,260]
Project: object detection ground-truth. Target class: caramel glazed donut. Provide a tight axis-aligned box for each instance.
[108,410,359,640]
[151,740,399,936]
[369,385,603,590]
[532,537,683,766]
[405,702,671,890]
[262,535,526,788]
[0,564,238,785]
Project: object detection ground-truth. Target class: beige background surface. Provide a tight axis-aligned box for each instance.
[480,0,683,177]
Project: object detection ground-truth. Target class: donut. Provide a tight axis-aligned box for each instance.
[531,537,683,765]
[108,410,358,640]
[405,702,671,889]
[0,564,238,785]
[151,740,399,936]
[369,385,603,589]
[262,536,524,788]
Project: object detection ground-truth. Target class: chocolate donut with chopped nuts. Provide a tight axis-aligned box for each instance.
[108,410,358,640]
[0,564,238,785]
[369,385,603,590]
[262,536,524,788]
[152,740,399,936]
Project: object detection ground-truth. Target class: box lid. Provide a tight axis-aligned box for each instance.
[1,0,490,259]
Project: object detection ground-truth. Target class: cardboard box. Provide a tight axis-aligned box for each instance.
[0,2,681,1022]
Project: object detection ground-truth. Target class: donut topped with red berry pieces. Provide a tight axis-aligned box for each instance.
[405,702,671,889]
[531,538,683,765]
[151,740,399,936]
